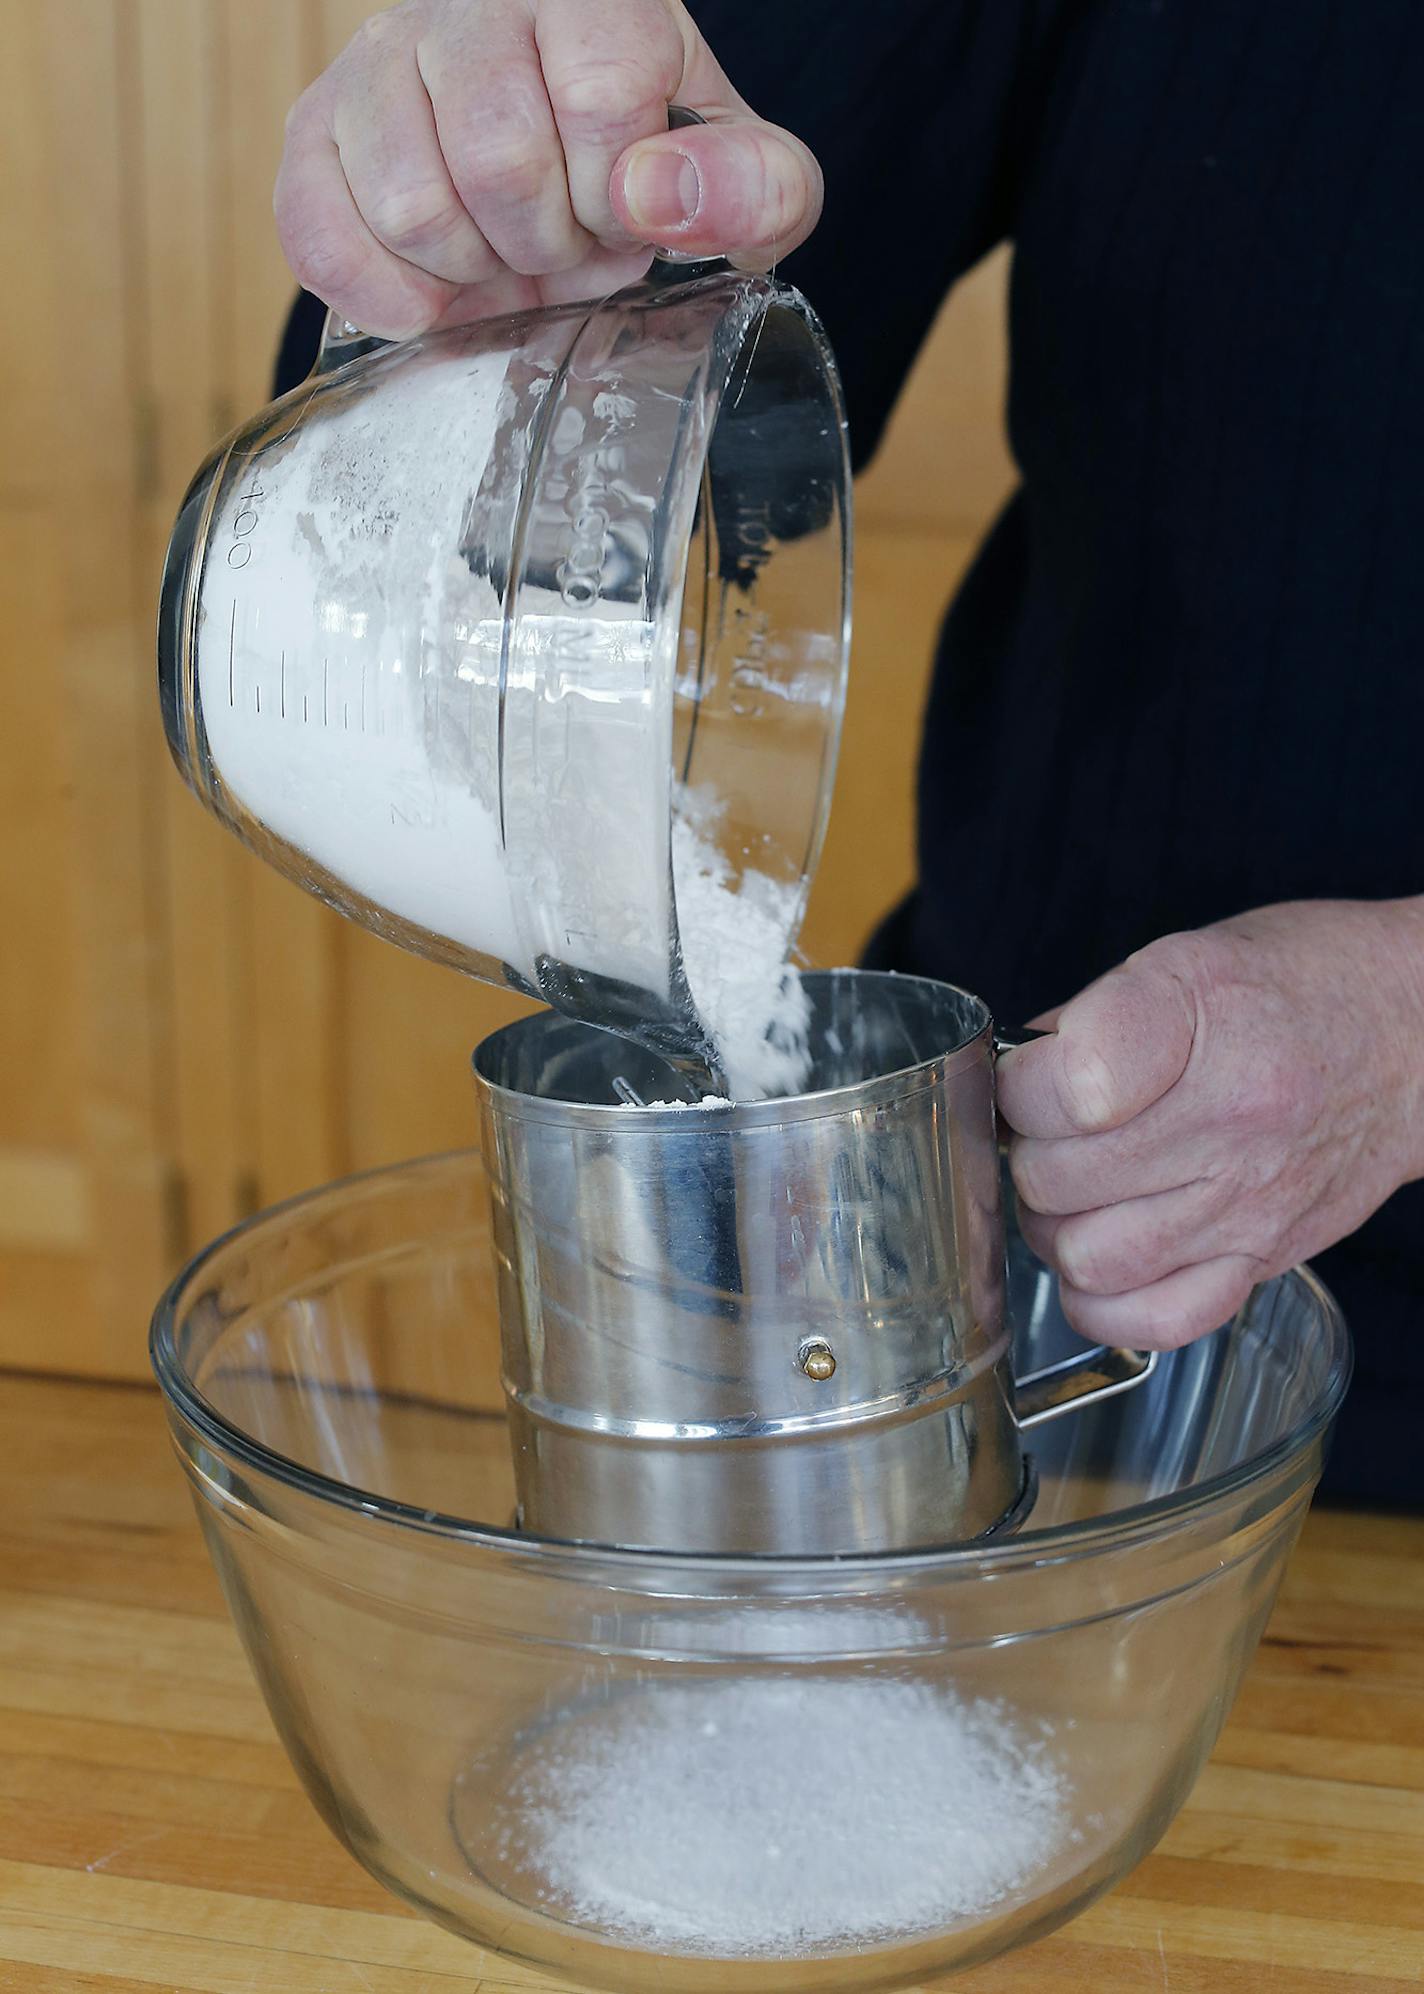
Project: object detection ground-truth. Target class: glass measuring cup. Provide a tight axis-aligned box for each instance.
[158,253,850,1083]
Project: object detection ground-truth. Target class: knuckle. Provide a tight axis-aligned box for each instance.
[769,149,818,235]
[356,5,416,55]
[1009,1142,1069,1217]
[461,130,559,210]
[1008,1144,1046,1213]
[1135,1296,1201,1350]
[1055,1222,1111,1295]
[1060,1041,1120,1132]
[280,220,368,299]
[1014,1204,1054,1261]
[1057,1284,1102,1342]
[1140,1273,1248,1349]
[549,52,668,135]
[283,86,320,142]
[364,180,466,258]
[1137,925,1225,995]
[1130,927,1199,977]
[1188,928,1244,991]
[741,133,818,245]
[1057,1218,1157,1298]
[1208,1271,1255,1336]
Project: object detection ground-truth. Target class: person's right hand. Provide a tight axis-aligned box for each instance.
[275,0,823,338]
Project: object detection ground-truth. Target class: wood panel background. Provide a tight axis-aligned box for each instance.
[0,0,1016,1379]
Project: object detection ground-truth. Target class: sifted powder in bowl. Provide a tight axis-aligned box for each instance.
[486,1676,1073,1957]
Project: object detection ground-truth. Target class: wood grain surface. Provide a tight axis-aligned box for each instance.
[0,1371,1419,1992]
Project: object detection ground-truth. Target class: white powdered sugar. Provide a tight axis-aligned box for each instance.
[198,349,808,1101]
[491,1676,1073,1957]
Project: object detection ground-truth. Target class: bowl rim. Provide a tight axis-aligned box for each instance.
[149,1146,1353,1579]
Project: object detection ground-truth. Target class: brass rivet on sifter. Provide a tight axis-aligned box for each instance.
[798,1339,837,1382]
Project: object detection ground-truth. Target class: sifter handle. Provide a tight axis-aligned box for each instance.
[992,1024,1050,1055]
[992,1020,1161,1426]
[1014,1344,1160,1429]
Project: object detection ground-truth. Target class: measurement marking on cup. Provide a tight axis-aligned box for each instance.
[227,602,236,708]
[303,693,309,723]
[255,681,261,715]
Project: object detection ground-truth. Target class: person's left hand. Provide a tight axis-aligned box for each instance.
[995,898,1424,1349]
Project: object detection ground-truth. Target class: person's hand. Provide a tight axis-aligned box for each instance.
[274,0,822,337]
[995,899,1424,1349]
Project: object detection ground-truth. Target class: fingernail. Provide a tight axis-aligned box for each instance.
[623,146,701,232]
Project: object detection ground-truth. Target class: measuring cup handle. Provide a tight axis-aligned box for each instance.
[645,105,732,285]
[310,103,721,368]
[312,312,390,377]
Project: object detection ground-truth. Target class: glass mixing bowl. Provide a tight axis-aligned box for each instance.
[151,1150,1350,1993]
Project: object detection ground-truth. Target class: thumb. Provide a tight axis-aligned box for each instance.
[612,116,823,265]
[996,957,1197,1140]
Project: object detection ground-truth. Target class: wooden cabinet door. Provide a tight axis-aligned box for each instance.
[1,1,177,1376]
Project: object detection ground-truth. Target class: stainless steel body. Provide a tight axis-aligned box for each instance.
[474,969,1152,1554]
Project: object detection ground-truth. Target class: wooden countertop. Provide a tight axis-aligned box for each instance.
[1,1372,1420,1993]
